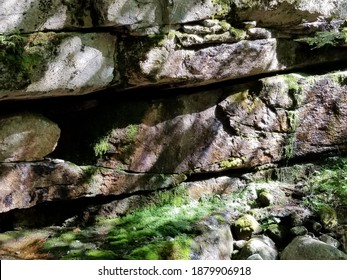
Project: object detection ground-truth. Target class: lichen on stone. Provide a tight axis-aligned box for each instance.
[212,0,232,18]
[219,157,244,169]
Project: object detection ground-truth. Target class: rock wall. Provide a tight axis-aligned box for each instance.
[1,0,347,253]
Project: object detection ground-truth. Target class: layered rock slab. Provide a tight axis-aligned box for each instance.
[2,0,347,34]
[75,71,347,174]
[0,0,93,34]
[0,160,186,213]
[122,35,347,88]
[0,32,116,100]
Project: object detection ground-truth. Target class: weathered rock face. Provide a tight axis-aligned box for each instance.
[81,71,347,174]
[1,0,347,261]
[1,1,347,100]
[94,0,219,30]
[0,32,116,100]
[0,160,185,213]
[121,35,347,88]
[0,112,60,162]
[2,0,346,34]
[232,0,347,27]
[0,0,93,34]
[0,161,185,213]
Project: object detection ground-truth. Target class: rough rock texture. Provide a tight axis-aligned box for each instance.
[233,0,347,27]
[122,36,347,88]
[191,216,233,260]
[185,176,245,200]
[0,160,185,213]
[0,32,116,100]
[0,0,93,34]
[1,1,347,100]
[94,0,219,30]
[2,0,346,34]
[0,112,60,162]
[281,235,347,260]
[1,0,347,261]
[85,71,347,174]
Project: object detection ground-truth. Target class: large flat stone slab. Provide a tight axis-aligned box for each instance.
[0,32,116,100]
[0,160,186,213]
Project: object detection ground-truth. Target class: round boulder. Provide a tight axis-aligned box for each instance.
[232,214,262,240]
[0,112,60,162]
[281,236,347,260]
[237,235,278,260]
[191,216,233,260]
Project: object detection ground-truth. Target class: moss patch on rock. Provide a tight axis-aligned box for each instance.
[0,32,67,91]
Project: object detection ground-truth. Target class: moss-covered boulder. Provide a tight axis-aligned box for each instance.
[232,214,262,240]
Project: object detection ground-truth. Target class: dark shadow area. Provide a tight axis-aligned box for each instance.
[0,186,166,232]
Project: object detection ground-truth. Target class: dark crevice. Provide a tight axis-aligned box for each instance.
[183,149,347,183]
[0,185,175,232]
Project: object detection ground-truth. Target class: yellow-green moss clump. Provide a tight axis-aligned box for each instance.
[219,157,244,169]
[212,0,232,18]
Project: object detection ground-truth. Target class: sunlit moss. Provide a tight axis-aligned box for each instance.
[303,157,347,213]
[93,136,110,157]
[41,185,232,260]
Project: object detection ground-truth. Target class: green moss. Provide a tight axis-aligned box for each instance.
[126,124,139,142]
[219,157,243,169]
[148,33,167,46]
[105,192,225,259]
[282,132,296,161]
[287,111,298,133]
[0,32,69,90]
[0,34,23,54]
[212,0,232,18]
[295,29,347,49]
[320,205,338,230]
[219,20,231,31]
[155,184,189,207]
[93,136,110,157]
[60,232,78,242]
[41,183,235,259]
[304,157,347,213]
[84,249,117,260]
[0,35,29,89]
[283,74,304,108]
[280,75,302,161]
[328,72,347,86]
[234,214,261,233]
[227,90,249,103]
[229,26,247,40]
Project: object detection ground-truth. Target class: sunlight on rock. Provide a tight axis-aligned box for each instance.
[0,0,32,33]
[27,36,113,92]
[42,5,67,30]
